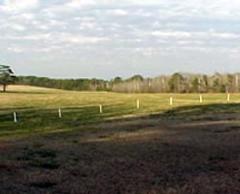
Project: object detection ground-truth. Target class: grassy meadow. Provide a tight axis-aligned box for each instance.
[1,85,240,139]
[1,85,240,193]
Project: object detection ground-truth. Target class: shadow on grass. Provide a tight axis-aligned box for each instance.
[100,103,240,124]
[1,103,240,138]
[1,104,240,194]
[159,103,240,119]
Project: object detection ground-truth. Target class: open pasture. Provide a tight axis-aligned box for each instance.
[1,85,240,139]
[1,85,240,194]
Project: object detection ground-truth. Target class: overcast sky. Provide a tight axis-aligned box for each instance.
[0,0,240,79]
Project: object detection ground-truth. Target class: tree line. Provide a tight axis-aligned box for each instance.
[16,76,109,91]
[15,73,240,93]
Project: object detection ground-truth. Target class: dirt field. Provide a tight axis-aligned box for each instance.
[1,111,240,194]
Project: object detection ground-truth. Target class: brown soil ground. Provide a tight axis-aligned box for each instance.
[1,113,240,194]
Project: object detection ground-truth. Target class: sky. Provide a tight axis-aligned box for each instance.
[0,0,240,79]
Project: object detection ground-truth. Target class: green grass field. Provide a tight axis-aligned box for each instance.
[1,85,240,194]
[1,85,240,139]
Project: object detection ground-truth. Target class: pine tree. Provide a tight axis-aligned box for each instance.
[0,65,16,92]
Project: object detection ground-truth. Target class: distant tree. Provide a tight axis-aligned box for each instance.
[211,73,226,93]
[212,78,226,92]
[124,75,144,93]
[112,77,123,84]
[16,72,240,94]
[234,74,239,93]
[0,65,15,92]
[202,75,209,93]
[226,74,234,93]
[168,73,184,93]
[127,74,144,82]
[191,77,199,93]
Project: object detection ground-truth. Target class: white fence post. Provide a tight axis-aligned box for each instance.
[13,112,18,123]
[170,97,173,106]
[227,93,230,102]
[58,108,62,118]
[199,94,203,103]
[99,104,103,113]
[136,99,140,109]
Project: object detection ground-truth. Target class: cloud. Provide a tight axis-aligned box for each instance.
[143,30,240,41]
[9,23,26,31]
[42,0,96,14]
[1,0,240,78]
[2,0,39,12]
[107,9,128,16]
[7,46,24,53]
[209,31,240,39]
[66,0,96,8]
[19,13,35,20]
[1,32,109,46]
[57,33,110,44]
[0,23,26,32]
[151,31,192,39]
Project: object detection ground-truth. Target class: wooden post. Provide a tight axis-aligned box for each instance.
[227,93,230,102]
[58,108,62,118]
[13,112,17,123]
[136,99,140,109]
[199,94,203,103]
[99,104,103,114]
[170,97,173,106]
